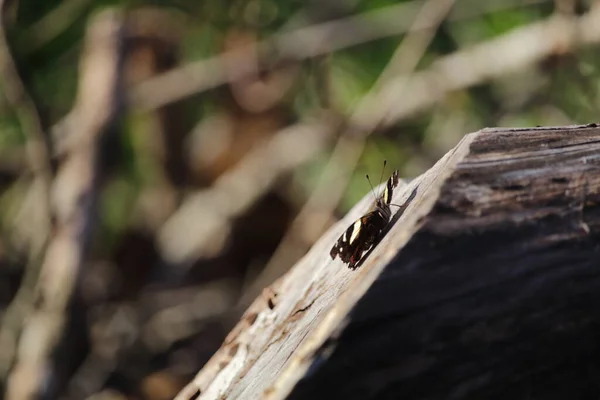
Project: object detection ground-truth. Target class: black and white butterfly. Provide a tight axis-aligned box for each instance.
[330,163,401,270]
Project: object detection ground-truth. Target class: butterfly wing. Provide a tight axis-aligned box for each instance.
[382,170,400,205]
[330,211,386,269]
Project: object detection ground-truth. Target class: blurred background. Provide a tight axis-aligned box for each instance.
[0,0,599,399]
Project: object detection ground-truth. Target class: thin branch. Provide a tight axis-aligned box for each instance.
[376,8,600,129]
[22,0,95,53]
[130,0,549,111]
[0,0,60,382]
[448,0,547,21]
[63,280,238,399]
[0,0,56,201]
[129,1,422,110]
[5,8,125,400]
[157,118,336,267]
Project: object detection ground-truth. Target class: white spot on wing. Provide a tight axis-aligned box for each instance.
[348,220,362,244]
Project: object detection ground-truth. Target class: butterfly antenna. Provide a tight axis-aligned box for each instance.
[378,160,387,188]
[365,174,378,201]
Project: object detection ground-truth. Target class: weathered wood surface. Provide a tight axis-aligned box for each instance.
[176,124,600,400]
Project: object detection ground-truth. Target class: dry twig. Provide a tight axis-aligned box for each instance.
[22,0,95,53]
[157,119,335,266]
[5,9,125,400]
[0,0,55,183]
[0,0,56,253]
[374,8,600,129]
[130,0,552,111]
[0,0,58,381]
[129,1,425,111]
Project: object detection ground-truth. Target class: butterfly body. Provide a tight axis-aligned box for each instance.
[330,170,400,270]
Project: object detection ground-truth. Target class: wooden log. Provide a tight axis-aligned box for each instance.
[175,124,600,400]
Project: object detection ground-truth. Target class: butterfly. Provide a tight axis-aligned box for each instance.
[330,162,401,270]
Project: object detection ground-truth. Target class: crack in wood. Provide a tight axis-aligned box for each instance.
[291,298,316,318]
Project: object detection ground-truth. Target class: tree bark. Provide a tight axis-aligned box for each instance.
[176,124,600,400]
